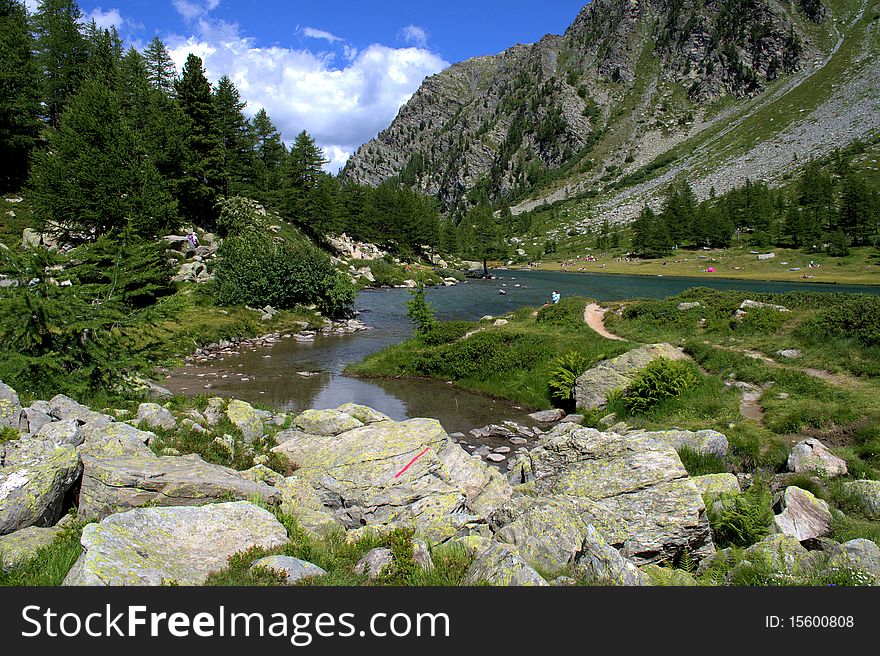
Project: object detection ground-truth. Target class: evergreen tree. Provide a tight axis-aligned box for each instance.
[83,23,122,88]
[213,75,253,196]
[0,0,41,192]
[281,130,327,233]
[249,108,286,204]
[463,203,506,275]
[28,78,176,238]
[632,204,672,258]
[175,53,225,228]
[33,0,88,128]
[837,172,872,246]
[143,36,176,96]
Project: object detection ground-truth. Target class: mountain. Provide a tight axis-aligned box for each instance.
[341,0,880,233]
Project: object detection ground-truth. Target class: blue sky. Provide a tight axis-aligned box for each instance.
[28,0,589,170]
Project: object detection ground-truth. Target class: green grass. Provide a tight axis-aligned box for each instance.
[0,520,84,586]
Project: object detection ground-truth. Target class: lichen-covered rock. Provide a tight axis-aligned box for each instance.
[528,409,566,423]
[692,473,742,500]
[842,480,880,520]
[439,440,512,518]
[272,418,503,541]
[641,563,698,586]
[0,436,82,535]
[135,403,176,431]
[573,343,688,410]
[354,541,434,579]
[574,525,650,586]
[35,420,84,448]
[204,398,226,427]
[740,300,789,312]
[292,409,364,436]
[19,406,53,435]
[48,394,111,425]
[635,429,729,458]
[0,524,65,570]
[273,429,322,446]
[250,556,326,584]
[226,399,264,443]
[78,453,282,521]
[772,486,832,542]
[0,382,22,429]
[454,536,548,586]
[825,539,880,583]
[735,534,817,580]
[489,496,626,572]
[77,421,156,458]
[507,426,714,565]
[63,502,288,586]
[336,404,391,425]
[787,438,848,478]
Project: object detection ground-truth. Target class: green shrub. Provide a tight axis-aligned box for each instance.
[707,482,774,548]
[678,446,728,476]
[215,233,355,318]
[420,321,475,346]
[817,295,880,348]
[622,358,699,414]
[0,426,19,444]
[536,296,589,327]
[415,331,554,381]
[733,308,785,334]
[216,197,270,237]
[548,351,593,403]
[405,281,437,333]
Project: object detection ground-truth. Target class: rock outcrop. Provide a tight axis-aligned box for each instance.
[772,486,832,542]
[787,438,848,478]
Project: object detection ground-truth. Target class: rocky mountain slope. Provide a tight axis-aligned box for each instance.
[342,0,880,230]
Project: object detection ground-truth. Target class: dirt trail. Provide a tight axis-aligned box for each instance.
[584,304,626,342]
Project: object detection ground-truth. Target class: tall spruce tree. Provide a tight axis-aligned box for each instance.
[249,108,286,204]
[175,53,225,228]
[143,36,176,96]
[213,75,253,196]
[33,0,88,128]
[0,0,41,192]
[281,130,327,233]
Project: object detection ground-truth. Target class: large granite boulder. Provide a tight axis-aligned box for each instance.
[335,404,391,425]
[48,394,111,425]
[136,403,176,431]
[634,429,729,458]
[78,453,282,521]
[729,534,820,581]
[825,539,880,583]
[63,502,289,586]
[454,536,548,586]
[19,405,53,435]
[0,523,67,570]
[691,473,741,499]
[0,382,22,429]
[77,421,156,458]
[574,525,650,586]
[272,418,510,541]
[354,542,434,579]
[573,343,689,410]
[35,420,84,448]
[292,409,364,436]
[226,399,264,443]
[842,480,880,520]
[0,435,81,535]
[772,486,832,542]
[507,425,714,565]
[787,438,848,478]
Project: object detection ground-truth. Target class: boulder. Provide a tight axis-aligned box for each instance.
[677,302,702,311]
[77,453,282,522]
[77,421,156,458]
[772,486,832,542]
[0,524,66,570]
[740,300,789,312]
[354,541,434,579]
[250,556,326,585]
[573,343,688,410]
[454,536,548,586]
[0,436,82,535]
[35,420,84,448]
[272,418,505,541]
[574,525,650,586]
[641,564,698,586]
[635,429,729,458]
[335,404,391,425]
[825,539,880,583]
[528,409,566,423]
[776,349,802,360]
[469,424,513,439]
[438,441,512,517]
[731,534,818,581]
[506,426,714,565]
[136,403,176,431]
[0,382,22,429]
[48,395,111,425]
[19,407,53,435]
[691,473,741,499]
[204,398,226,427]
[292,409,364,436]
[787,438,848,478]
[63,502,289,586]
[842,480,880,520]
[226,399,264,443]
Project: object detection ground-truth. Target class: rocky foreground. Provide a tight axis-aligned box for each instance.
[2,380,879,586]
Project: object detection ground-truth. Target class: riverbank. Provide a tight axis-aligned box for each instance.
[521,246,880,286]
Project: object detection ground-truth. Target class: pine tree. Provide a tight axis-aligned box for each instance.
[837,172,872,246]
[248,108,286,204]
[143,36,176,96]
[175,53,225,227]
[281,130,327,232]
[83,23,122,88]
[213,75,253,196]
[0,0,41,192]
[33,0,88,128]
[28,78,176,238]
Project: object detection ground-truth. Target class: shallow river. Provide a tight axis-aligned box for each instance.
[163,270,880,434]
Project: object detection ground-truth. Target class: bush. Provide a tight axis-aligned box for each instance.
[415,331,554,381]
[215,233,354,318]
[216,197,270,237]
[733,308,785,334]
[817,295,880,348]
[622,358,699,414]
[707,482,774,548]
[406,281,437,333]
[548,351,594,403]
[678,446,728,476]
[536,296,589,327]
[419,321,475,346]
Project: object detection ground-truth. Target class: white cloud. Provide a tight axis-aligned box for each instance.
[399,25,428,49]
[166,19,447,173]
[302,27,343,44]
[87,7,125,30]
[24,0,40,13]
[173,0,221,22]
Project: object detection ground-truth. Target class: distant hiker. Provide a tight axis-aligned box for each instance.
[551,290,561,305]
[187,231,199,251]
